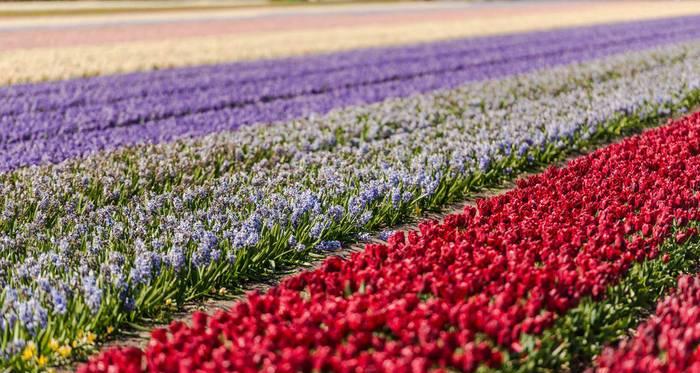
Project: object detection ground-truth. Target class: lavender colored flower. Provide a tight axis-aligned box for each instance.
[391,188,402,208]
[129,252,155,286]
[167,246,186,272]
[315,240,342,251]
[359,211,373,226]
[192,244,211,268]
[478,156,491,172]
[17,299,47,335]
[50,287,67,315]
[82,274,102,314]
[327,205,344,222]
[310,219,330,240]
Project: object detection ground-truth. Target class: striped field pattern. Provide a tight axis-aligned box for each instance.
[1,2,700,372]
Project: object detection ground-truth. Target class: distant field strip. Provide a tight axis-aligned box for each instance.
[2,2,700,85]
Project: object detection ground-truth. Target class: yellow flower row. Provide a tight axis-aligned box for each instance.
[1,2,700,86]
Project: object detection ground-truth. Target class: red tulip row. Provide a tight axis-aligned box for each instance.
[80,112,700,372]
[594,273,700,373]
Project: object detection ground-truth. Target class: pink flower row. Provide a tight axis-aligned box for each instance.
[81,112,700,372]
[595,274,700,373]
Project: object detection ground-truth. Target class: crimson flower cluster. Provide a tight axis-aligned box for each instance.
[80,112,700,372]
[79,347,143,373]
[595,274,700,373]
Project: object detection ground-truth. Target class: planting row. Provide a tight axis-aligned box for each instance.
[2,16,700,171]
[2,42,700,369]
[79,107,700,373]
[595,274,700,372]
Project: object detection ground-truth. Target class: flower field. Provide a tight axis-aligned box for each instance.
[3,1,700,372]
